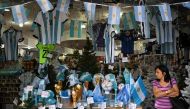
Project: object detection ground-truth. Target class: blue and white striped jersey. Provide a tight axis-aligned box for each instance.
[34,9,68,44]
[2,29,23,61]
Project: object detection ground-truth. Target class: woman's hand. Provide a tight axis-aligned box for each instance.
[166,85,179,97]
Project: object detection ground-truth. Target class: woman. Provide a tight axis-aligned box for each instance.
[152,64,179,109]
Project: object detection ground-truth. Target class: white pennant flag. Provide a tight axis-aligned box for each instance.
[36,0,53,13]
[11,5,28,24]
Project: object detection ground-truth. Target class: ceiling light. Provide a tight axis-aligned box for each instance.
[4,8,10,12]
[24,21,30,25]
[120,12,123,17]
[19,23,23,27]
[1,44,4,48]
[81,24,86,28]
[28,46,31,49]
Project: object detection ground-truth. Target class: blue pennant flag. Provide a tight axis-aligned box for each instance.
[116,85,130,104]
[159,4,172,21]
[36,0,53,13]
[11,5,28,24]
[183,2,190,9]
[108,6,121,25]
[56,0,70,13]
[84,2,96,21]
[134,6,145,22]
[131,76,147,105]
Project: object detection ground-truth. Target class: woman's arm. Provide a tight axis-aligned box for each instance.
[166,84,179,97]
[153,86,168,98]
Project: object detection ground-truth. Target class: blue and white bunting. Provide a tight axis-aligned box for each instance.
[108,6,121,25]
[56,0,70,13]
[183,2,190,9]
[36,0,53,13]
[84,2,96,21]
[11,5,28,24]
[134,6,145,22]
[131,76,147,105]
[159,4,172,21]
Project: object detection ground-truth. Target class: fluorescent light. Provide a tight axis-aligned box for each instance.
[1,44,4,48]
[24,21,30,25]
[19,23,23,27]
[81,24,86,28]
[4,8,10,12]
[120,12,123,17]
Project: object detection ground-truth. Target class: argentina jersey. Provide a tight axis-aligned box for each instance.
[2,29,23,61]
[34,9,68,44]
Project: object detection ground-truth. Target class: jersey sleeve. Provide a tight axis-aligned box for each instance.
[17,30,24,42]
[171,78,177,86]
[1,32,6,43]
[48,44,55,51]
[33,25,40,39]
[34,12,42,25]
[36,43,42,49]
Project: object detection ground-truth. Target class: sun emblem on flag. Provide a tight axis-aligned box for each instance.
[61,2,64,7]
[113,13,116,18]
[137,87,140,92]
[164,10,168,16]
[138,12,142,16]
[42,0,47,4]
[17,13,22,17]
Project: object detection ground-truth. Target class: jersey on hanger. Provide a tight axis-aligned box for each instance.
[2,29,23,61]
[34,9,68,44]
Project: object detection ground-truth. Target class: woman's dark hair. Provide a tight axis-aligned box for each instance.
[155,64,171,82]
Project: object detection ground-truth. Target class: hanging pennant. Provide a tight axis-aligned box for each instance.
[84,2,96,21]
[158,3,172,21]
[11,5,28,24]
[144,10,150,39]
[108,6,121,25]
[56,0,70,13]
[36,0,53,13]
[134,6,145,22]
[123,12,137,30]
[183,2,190,9]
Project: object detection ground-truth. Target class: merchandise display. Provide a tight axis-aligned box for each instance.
[0,0,190,109]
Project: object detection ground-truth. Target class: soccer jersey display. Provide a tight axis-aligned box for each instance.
[104,25,115,64]
[36,43,55,64]
[2,28,23,61]
[34,9,68,44]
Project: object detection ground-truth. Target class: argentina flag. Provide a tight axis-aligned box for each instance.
[159,4,172,21]
[11,5,28,24]
[183,2,190,9]
[131,76,147,105]
[134,6,145,22]
[108,6,121,25]
[36,0,53,13]
[56,0,70,13]
[84,2,96,21]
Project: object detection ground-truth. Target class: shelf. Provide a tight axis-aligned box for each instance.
[0,75,20,104]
